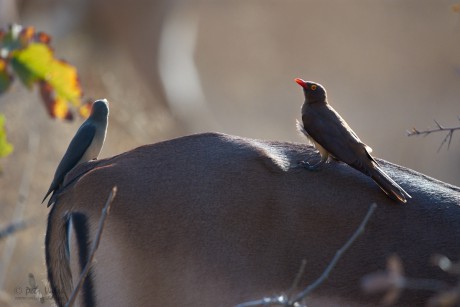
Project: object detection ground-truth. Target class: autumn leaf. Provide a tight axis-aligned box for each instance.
[0,24,87,162]
[0,114,13,158]
[39,81,73,120]
[0,58,13,94]
[10,43,82,116]
[79,100,93,118]
[48,58,81,107]
[1,24,84,120]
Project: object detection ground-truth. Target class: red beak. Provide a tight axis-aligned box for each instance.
[294,78,307,89]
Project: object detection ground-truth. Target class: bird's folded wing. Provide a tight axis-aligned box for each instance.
[53,124,96,182]
[302,111,369,165]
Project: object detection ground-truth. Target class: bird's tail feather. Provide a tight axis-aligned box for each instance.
[369,164,411,203]
[42,185,57,207]
[42,188,53,204]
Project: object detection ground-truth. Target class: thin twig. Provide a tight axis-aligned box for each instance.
[235,203,377,307]
[65,186,118,307]
[286,259,307,299]
[407,118,460,151]
[289,203,377,305]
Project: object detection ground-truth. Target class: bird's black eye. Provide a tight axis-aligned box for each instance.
[311,84,317,91]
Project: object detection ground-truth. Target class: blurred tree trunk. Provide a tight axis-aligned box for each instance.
[87,0,174,112]
[0,0,18,26]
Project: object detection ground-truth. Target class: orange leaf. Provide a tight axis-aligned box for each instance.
[35,31,51,44]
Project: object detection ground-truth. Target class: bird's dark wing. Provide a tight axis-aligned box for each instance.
[42,123,96,204]
[55,123,96,181]
[302,104,372,165]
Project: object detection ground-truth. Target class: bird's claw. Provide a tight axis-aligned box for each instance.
[298,160,322,171]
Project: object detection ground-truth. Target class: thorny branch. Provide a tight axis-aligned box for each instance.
[407,117,460,152]
[235,203,377,307]
[66,186,117,307]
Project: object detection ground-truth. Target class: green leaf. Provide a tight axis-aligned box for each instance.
[0,114,13,158]
[10,43,51,88]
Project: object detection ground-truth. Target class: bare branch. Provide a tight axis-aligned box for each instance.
[407,118,460,151]
[432,254,460,275]
[433,120,443,130]
[234,295,289,307]
[65,186,118,307]
[235,203,377,307]
[290,203,377,304]
[362,254,451,305]
[286,259,307,299]
[0,219,34,240]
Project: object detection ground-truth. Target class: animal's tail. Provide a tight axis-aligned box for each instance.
[369,163,411,203]
[45,203,72,306]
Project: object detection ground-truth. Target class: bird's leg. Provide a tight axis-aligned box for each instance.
[298,159,325,171]
[299,152,329,171]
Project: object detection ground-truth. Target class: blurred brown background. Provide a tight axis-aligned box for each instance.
[0,0,459,305]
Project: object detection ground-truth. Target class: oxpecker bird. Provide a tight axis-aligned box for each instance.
[294,79,411,203]
[42,99,109,206]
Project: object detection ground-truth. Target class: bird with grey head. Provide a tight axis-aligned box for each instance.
[42,99,109,206]
[294,78,410,203]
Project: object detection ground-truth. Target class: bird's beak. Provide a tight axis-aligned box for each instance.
[294,78,307,89]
